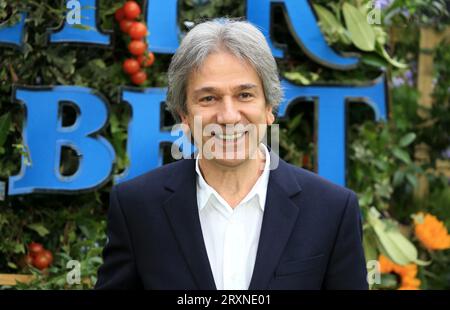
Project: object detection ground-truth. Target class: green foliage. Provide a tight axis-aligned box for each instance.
[415,41,450,162]
[311,1,405,69]
[343,2,376,51]
[348,121,421,211]
[179,0,245,24]
[0,0,448,290]
[0,0,135,289]
[384,0,449,27]
[0,113,11,154]
[0,194,107,289]
[368,208,428,266]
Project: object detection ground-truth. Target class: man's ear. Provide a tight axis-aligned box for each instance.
[178,111,192,137]
[266,106,275,125]
[178,110,188,125]
[177,111,196,146]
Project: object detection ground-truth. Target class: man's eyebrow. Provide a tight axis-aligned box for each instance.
[193,84,258,96]
[193,86,218,96]
[233,83,257,91]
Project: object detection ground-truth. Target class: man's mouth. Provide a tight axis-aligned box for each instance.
[214,131,246,141]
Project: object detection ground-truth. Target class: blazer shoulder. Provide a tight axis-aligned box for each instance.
[283,161,356,206]
[112,159,191,197]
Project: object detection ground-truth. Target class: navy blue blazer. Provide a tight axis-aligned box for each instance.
[96,155,368,290]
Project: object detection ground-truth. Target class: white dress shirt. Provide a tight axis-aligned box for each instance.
[195,144,271,290]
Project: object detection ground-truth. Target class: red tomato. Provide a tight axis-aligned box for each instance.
[28,242,43,257]
[41,250,53,266]
[120,19,133,33]
[128,40,147,56]
[33,252,51,270]
[130,71,147,85]
[24,254,34,266]
[122,58,140,75]
[129,22,147,40]
[123,1,141,20]
[114,7,125,22]
[137,52,155,67]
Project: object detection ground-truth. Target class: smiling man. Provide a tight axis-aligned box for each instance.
[96,18,368,290]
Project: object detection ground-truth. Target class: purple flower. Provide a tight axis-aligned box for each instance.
[374,0,393,9]
[392,70,414,88]
[443,148,450,160]
[404,70,414,86]
[392,76,405,87]
[401,9,410,18]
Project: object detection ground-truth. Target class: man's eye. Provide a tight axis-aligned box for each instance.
[200,96,215,103]
[239,92,253,100]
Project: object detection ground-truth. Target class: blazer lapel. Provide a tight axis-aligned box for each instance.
[162,159,216,290]
[249,156,302,290]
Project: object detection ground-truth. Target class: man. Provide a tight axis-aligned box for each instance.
[96,19,367,290]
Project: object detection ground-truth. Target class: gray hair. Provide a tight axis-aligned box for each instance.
[166,18,283,121]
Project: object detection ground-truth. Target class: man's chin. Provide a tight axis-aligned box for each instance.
[199,146,262,168]
[209,156,248,168]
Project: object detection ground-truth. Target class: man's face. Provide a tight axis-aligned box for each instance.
[181,51,275,168]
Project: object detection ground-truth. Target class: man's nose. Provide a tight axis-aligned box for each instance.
[216,96,241,124]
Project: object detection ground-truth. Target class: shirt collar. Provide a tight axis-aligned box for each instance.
[195,143,271,212]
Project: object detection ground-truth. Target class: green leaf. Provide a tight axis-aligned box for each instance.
[91,59,106,69]
[87,256,103,265]
[284,72,310,85]
[313,4,350,44]
[406,173,418,188]
[79,224,93,239]
[0,113,11,147]
[314,4,343,30]
[371,218,412,265]
[359,191,374,207]
[70,24,92,31]
[399,133,416,147]
[7,262,18,270]
[368,210,430,266]
[377,44,408,68]
[14,243,25,254]
[374,159,388,171]
[288,114,303,133]
[361,53,388,68]
[343,3,375,51]
[379,273,399,289]
[363,229,378,262]
[392,147,411,164]
[373,26,387,45]
[393,170,405,187]
[27,223,50,237]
